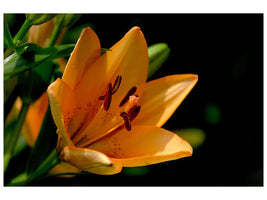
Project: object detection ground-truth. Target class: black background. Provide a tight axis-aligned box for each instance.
[8,14,263,186]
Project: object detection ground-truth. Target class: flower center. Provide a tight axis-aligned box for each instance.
[98,76,141,132]
[73,75,142,147]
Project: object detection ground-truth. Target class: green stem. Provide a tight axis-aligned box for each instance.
[4,102,30,172]
[13,19,32,45]
[4,16,15,49]
[8,149,60,186]
[27,149,59,183]
[46,23,62,47]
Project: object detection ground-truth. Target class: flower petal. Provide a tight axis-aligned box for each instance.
[72,27,149,144]
[62,27,101,89]
[28,20,54,48]
[22,92,48,147]
[49,161,81,177]
[60,146,122,175]
[47,78,76,147]
[88,125,192,167]
[75,26,148,108]
[133,74,198,127]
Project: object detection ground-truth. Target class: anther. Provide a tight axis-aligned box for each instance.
[120,112,131,131]
[99,75,122,100]
[128,106,141,121]
[104,83,112,111]
[99,96,105,100]
[111,75,122,95]
[119,86,137,107]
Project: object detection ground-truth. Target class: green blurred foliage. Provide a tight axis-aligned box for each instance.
[175,128,206,149]
[204,103,221,125]
[123,166,150,176]
[54,14,81,29]
[62,23,94,44]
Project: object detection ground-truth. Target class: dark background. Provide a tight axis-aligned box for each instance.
[7,14,263,186]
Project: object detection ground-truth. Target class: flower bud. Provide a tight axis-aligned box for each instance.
[54,14,81,29]
[26,14,57,25]
[148,43,170,78]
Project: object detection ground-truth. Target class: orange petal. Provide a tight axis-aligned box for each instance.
[61,146,122,175]
[133,74,198,127]
[49,162,81,177]
[47,78,76,147]
[72,27,148,144]
[62,27,101,89]
[88,125,193,167]
[22,92,48,147]
[28,20,54,48]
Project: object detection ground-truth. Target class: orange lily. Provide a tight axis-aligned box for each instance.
[47,26,198,175]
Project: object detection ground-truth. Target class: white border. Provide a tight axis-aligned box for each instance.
[1,1,266,200]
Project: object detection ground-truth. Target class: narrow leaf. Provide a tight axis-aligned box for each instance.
[4,43,74,80]
[26,109,58,175]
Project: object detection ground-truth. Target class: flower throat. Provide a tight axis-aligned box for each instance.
[99,75,141,131]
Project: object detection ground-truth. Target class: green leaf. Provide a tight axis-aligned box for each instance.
[174,128,206,149]
[4,120,28,157]
[101,48,112,55]
[26,109,58,175]
[4,16,15,49]
[148,43,170,78]
[4,43,74,81]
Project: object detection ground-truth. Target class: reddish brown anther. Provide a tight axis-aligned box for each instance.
[111,75,122,95]
[104,83,112,111]
[128,105,141,121]
[119,86,137,107]
[99,75,122,102]
[120,112,131,131]
[99,96,105,100]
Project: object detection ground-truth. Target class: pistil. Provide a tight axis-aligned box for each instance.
[119,86,137,107]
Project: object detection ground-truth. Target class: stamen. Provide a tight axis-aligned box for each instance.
[128,106,141,121]
[120,112,131,131]
[111,75,122,95]
[104,83,112,111]
[99,96,105,100]
[119,86,137,107]
[99,75,122,100]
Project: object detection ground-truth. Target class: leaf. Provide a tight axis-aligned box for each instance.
[148,43,170,78]
[4,119,27,156]
[26,109,58,175]
[4,16,15,49]
[4,43,74,81]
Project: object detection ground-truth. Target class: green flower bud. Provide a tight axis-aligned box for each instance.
[148,43,171,78]
[54,14,81,29]
[26,14,57,25]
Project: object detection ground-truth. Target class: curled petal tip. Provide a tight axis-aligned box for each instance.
[131,26,141,31]
[82,27,93,32]
[128,26,143,35]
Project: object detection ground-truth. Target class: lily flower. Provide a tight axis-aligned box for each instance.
[47,26,198,175]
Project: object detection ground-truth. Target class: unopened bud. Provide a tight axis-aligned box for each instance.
[148,43,170,78]
[26,14,57,25]
[54,14,81,29]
